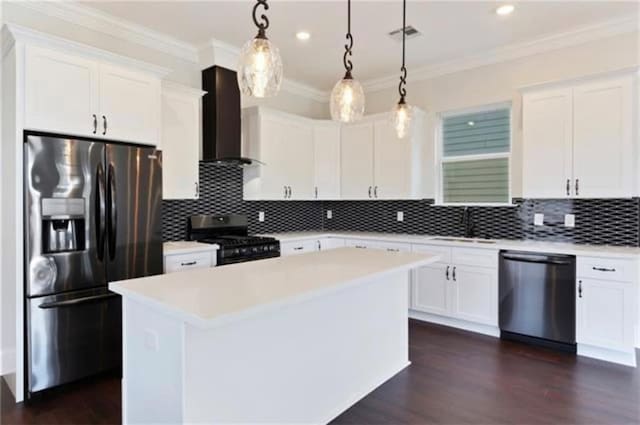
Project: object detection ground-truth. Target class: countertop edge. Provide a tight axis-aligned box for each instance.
[109,253,439,330]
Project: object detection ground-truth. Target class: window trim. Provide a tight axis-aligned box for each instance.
[435,101,513,207]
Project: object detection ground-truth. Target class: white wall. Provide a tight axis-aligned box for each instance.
[362,32,640,198]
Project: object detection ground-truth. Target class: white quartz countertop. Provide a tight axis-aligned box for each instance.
[110,248,437,329]
[265,231,640,259]
[163,241,219,255]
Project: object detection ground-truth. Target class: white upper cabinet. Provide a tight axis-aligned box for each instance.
[572,76,633,198]
[522,72,636,198]
[313,122,341,200]
[25,45,99,137]
[161,83,204,200]
[242,108,314,200]
[522,88,573,198]
[340,121,375,200]
[23,45,162,146]
[98,64,161,145]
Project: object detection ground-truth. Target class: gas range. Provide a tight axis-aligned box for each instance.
[188,215,280,265]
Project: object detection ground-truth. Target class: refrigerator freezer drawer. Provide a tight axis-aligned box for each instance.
[27,288,122,395]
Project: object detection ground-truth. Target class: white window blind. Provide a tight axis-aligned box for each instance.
[439,106,511,204]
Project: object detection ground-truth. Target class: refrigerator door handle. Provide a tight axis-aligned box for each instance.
[107,163,117,261]
[96,163,107,261]
[38,292,119,309]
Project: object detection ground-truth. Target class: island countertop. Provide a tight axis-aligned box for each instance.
[109,247,438,329]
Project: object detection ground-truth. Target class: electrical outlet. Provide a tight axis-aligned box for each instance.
[564,214,575,228]
[326,210,332,219]
[258,211,265,222]
[143,329,159,352]
[534,213,544,226]
[397,211,404,222]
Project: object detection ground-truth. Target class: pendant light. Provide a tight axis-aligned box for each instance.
[330,0,365,123]
[237,0,283,98]
[391,0,413,139]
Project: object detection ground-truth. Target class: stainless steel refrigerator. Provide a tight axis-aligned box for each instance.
[24,133,163,397]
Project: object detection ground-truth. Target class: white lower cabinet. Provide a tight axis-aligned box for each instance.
[410,244,498,328]
[280,238,346,256]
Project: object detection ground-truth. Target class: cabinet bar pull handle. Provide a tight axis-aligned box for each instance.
[195,182,199,197]
[566,179,570,196]
[315,186,318,199]
[592,266,616,272]
[446,266,450,281]
[575,178,579,196]
[181,261,197,266]
[368,186,372,198]
[293,246,303,251]
[374,186,378,198]
[102,115,107,135]
[288,186,292,198]
[387,248,399,252]
[355,245,366,249]
[578,280,582,298]
[92,114,97,134]
[284,186,287,199]
[452,266,457,281]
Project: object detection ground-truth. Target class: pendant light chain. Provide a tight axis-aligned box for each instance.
[398,0,407,102]
[252,0,270,38]
[343,0,354,78]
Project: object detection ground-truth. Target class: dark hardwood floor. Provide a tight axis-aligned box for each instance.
[2,321,639,425]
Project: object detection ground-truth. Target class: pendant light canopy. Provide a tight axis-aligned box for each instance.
[330,0,365,123]
[391,0,413,139]
[237,0,283,98]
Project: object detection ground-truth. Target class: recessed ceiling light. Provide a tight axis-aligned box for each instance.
[467,121,475,126]
[296,31,311,41]
[496,4,515,16]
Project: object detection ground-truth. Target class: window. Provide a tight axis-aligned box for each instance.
[437,104,511,205]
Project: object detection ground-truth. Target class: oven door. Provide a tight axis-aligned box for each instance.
[26,288,122,395]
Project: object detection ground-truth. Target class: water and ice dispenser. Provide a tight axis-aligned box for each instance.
[41,198,86,253]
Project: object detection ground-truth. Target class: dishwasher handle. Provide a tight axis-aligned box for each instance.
[501,253,573,266]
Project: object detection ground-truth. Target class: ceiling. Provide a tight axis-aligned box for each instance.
[80,1,638,91]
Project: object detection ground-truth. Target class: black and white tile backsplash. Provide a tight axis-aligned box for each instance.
[162,163,640,247]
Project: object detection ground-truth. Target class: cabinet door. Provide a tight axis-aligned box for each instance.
[25,46,99,137]
[572,76,633,198]
[313,122,341,200]
[318,238,345,251]
[341,122,374,200]
[258,117,290,199]
[451,265,497,326]
[576,278,635,351]
[280,240,318,256]
[522,88,573,198]
[411,263,450,316]
[161,88,201,199]
[285,120,315,200]
[373,120,412,199]
[98,64,161,145]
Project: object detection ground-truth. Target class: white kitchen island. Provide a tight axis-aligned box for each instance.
[109,247,438,424]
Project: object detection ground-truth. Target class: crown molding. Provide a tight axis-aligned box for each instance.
[10,0,199,63]
[363,16,639,93]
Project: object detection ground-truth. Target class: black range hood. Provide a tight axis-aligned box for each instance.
[201,65,260,167]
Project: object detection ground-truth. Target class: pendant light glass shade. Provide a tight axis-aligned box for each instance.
[237,37,282,98]
[391,100,413,139]
[391,0,413,139]
[330,76,365,123]
[331,0,365,123]
[237,0,282,98]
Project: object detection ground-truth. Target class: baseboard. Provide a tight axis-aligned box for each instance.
[321,360,411,424]
[577,344,637,367]
[409,310,500,338]
[0,348,16,376]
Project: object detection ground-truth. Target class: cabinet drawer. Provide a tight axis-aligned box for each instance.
[577,257,636,282]
[281,240,318,256]
[164,252,213,273]
[411,244,451,263]
[451,247,497,268]
[373,241,411,252]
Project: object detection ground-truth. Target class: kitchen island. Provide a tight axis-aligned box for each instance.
[109,247,438,424]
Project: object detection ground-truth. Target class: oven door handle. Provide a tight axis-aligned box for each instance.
[38,293,119,309]
[501,254,572,266]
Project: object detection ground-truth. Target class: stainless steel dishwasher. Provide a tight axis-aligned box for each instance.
[499,251,576,352]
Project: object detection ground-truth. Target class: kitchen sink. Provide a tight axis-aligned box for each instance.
[431,237,497,244]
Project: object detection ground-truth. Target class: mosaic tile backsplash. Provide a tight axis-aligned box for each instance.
[162,163,640,247]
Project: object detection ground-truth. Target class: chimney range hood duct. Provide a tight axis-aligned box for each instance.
[201,65,262,167]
